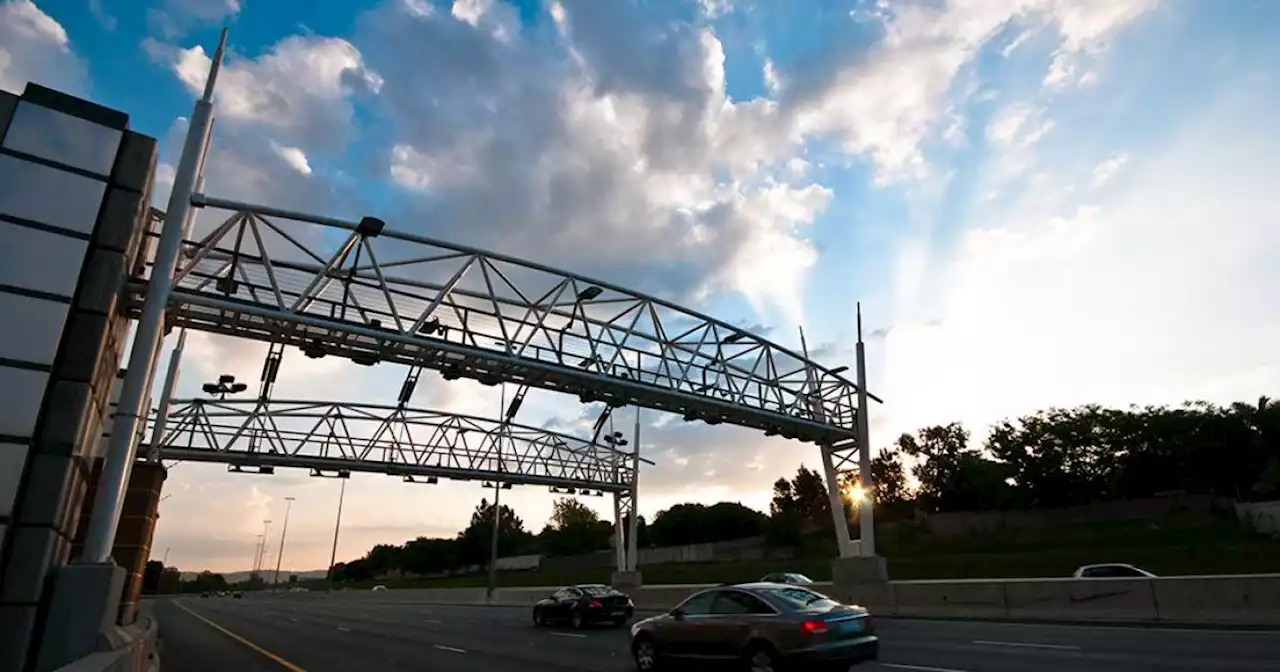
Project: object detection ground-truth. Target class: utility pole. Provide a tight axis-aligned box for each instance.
[273,497,296,588]
[327,479,347,591]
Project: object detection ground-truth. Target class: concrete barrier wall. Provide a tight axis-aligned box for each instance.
[287,574,1280,626]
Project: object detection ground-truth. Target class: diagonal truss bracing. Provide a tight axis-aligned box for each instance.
[129,195,879,445]
[141,399,639,491]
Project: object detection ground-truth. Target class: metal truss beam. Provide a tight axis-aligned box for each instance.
[125,195,880,445]
[139,399,643,492]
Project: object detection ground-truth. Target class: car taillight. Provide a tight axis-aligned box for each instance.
[801,620,828,635]
[589,600,603,608]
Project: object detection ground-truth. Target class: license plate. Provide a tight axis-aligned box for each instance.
[837,619,863,634]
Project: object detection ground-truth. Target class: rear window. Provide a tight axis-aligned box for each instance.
[579,585,613,596]
[759,586,840,610]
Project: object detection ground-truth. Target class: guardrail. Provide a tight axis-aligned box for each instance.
[50,603,160,672]
[272,574,1280,627]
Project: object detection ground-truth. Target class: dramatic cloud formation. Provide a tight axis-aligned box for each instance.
[0,0,88,94]
[10,0,1276,573]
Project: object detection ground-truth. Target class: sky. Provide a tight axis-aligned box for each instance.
[4,0,1279,574]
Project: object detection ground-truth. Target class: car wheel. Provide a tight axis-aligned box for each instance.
[632,635,660,671]
[571,609,585,630]
[744,644,781,672]
[533,608,546,627]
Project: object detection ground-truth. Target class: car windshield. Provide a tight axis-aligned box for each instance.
[758,586,840,610]
[789,574,814,583]
[579,585,614,596]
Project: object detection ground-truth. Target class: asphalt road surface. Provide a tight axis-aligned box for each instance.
[153,596,1280,672]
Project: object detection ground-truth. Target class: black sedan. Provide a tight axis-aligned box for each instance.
[533,584,635,628]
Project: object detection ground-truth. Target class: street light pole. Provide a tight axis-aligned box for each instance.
[327,480,346,591]
[273,497,295,588]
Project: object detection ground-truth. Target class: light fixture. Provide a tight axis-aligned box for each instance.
[829,365,849,375]
[576,286,603,302]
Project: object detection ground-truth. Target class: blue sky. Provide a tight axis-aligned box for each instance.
[5,0,1279,572]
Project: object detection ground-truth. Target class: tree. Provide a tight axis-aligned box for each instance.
[456,498,532,567]
[401,537,458,575]
[898,423,1013,512]
[541,498,612,556]
[648,502,768,547]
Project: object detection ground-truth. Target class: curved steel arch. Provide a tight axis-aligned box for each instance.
[129,194,877,444]
[141,399,641,491]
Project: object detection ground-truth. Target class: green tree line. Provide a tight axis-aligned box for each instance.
[325,397,1278,582]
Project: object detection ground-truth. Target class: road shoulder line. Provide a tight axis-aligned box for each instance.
[173,600,309,672]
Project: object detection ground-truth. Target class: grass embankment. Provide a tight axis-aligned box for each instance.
[321,515,1280,590]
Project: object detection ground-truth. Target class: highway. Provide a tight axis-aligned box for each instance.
[154,597,1280,672]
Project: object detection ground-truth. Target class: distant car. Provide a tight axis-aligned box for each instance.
[630,582,878,671]
[200,592,210,598]
[533,584,635,629]
[760,572,815,586]
[1072,563,1157,579]
[232,591,243,599]
[372,585,388,592]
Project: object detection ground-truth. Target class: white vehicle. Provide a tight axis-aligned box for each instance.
[372,584,388,591]
[1072,563,1157,579]
[760,572,816,585]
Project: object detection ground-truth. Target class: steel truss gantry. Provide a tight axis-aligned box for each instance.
[141,398,644,492]
[126,195,877,446]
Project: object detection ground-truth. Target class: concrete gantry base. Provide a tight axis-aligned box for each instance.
[35,562,125,671]
[611,570,643,590]
[830,555,892,611]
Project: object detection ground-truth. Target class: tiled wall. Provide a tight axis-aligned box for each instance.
[0,83,155,672]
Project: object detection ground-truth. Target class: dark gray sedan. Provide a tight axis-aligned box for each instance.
[630,582,878,671]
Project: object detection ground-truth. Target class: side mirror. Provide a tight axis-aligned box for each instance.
[668,607,686,620]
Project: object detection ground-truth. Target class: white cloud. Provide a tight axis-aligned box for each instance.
[784,0,1158,182]
[160,35,381,149]
[1090,151,1129,187]
[1044,0,1159,88]
[361,0,825,324]
[270,142,312,175]
[879,79,1280,442]
[0,0,88,95]
[149,0,242,37]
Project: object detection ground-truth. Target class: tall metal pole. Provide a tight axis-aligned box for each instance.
[252,534,263,574]
[80,28,229,563]
[147,329,187,462]
[326,479,347,591]
[855,304,876,556]
[273,497,295,587]
[162,547,170,566]
[613,492,625,572]
[487,385,504,600]
[256,519,271,578]
[627,407,640,571]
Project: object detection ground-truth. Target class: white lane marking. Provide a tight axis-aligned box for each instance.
[289,618,298,623]
[549,632,587,638]
[972,640,1081,651]
[433,645,467,654]
[882,664,970,672]
[424,619,442,624]
[336,626,351,632]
